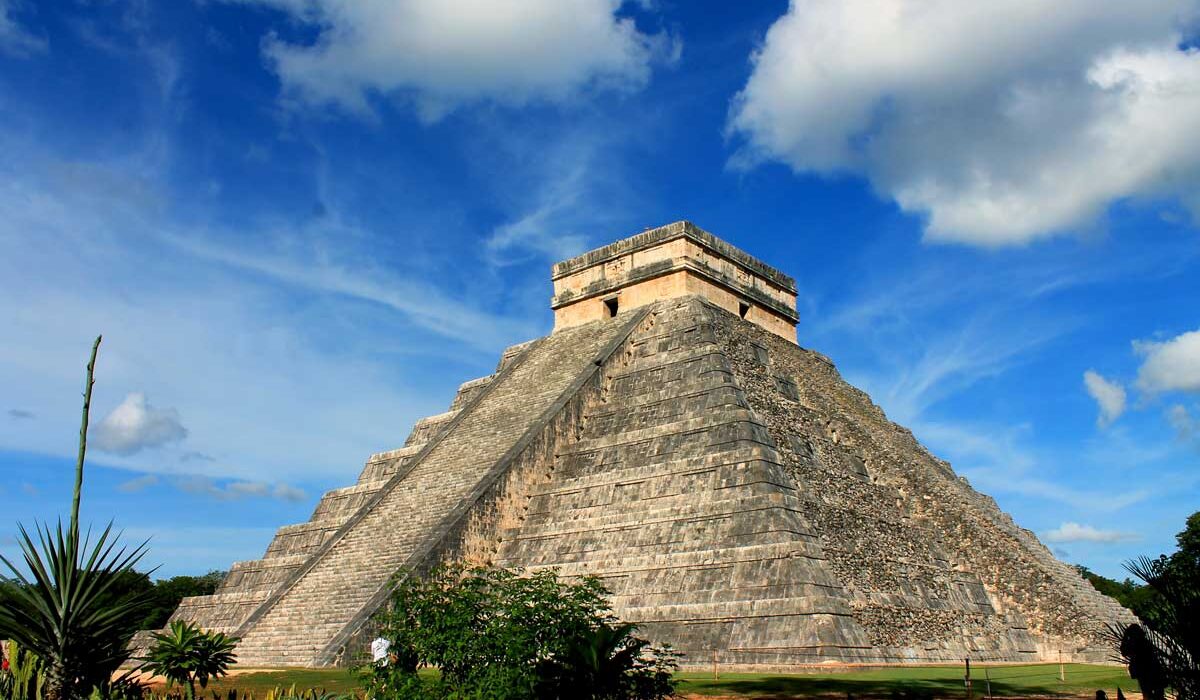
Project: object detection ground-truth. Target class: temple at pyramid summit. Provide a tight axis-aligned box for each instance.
[157,221,1135,668]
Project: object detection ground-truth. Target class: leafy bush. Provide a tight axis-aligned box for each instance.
[140,620,240,699]
[360,564,678,699]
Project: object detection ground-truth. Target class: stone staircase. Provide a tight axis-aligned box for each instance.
[166,376,488,636]
[223,315,640,666]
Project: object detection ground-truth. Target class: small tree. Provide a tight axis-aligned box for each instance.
[140,620,239,700]
[362,564,677,700]
[0,337,153,700]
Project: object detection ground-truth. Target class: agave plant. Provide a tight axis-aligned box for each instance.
[0,521,151,698]
[140,620,239,700]
[0,336,153,700]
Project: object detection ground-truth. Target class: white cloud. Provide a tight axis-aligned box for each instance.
[93,393,188,456]
[246,0,673,120]
[1135,328,1200,394]
[175,475,307,502]
[1083,370,1126,427]
[1044,521,1136,543]
[0,0,46,57]
[729,0,1200,246]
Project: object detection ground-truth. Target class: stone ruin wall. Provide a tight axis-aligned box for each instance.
[711,306,1136,661]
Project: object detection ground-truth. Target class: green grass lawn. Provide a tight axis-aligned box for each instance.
[188,663,1136,698]
[677,664,1138,698]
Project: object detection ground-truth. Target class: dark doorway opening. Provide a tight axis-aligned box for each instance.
[739,301,751,319]
[604,297,619,318]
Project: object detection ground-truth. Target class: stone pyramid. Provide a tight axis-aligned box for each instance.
[163,221,1134,669]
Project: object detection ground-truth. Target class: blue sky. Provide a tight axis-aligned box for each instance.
[1,0,1198,579]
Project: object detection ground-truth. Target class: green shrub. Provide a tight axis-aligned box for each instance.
[140,620,239,700]
[360,564,678,699]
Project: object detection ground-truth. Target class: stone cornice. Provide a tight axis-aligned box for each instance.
[551,220,798,294]
[551,255,800,324]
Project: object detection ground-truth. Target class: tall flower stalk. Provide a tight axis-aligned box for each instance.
[0,336,153,700]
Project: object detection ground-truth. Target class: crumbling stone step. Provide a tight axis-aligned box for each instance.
[509,490,804,538]
[562,409,770,456]
[604,353,734,394]
[356,444,425,483]
[503,541,829,578]
[606,581,847,607]
[532,446,784,495]
[168,589,272,632]
[499,509,818,564]
[559,431,778,477]
[525,459,797,517]
[263,516,349,557]
[403,409,460,447]
[609,338,724,375]
[587,379,743,422]
[521,476,796,527]
[618,595,856,622]
[221,554,309,592]
[310,480,388,519]
[449,374,496,411]
[582,385,749,438]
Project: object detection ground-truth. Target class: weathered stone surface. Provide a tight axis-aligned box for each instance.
[162,224,1134,669]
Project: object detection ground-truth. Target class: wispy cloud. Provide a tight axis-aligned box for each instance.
[163,228,534,352]
[7,409,34,420]
[821,267,1080,424]
[0,0,47,57]
[1167,404,1200,449]
[1044,522,1137,544]
[174,475,307,503]
[117,473,160,493]
[1083,370,1126,428]
[917,420,1151,512]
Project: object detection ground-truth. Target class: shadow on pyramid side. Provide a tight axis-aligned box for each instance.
[147,221,1135,669]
